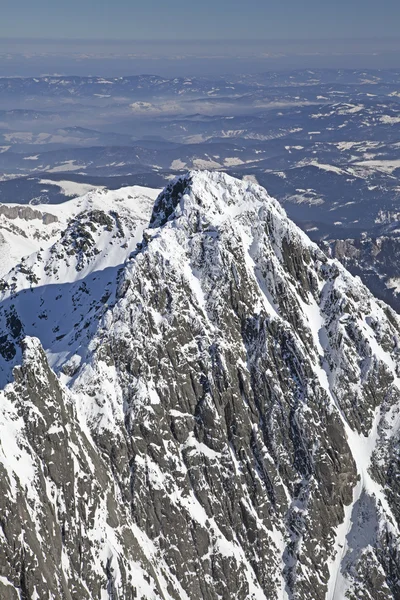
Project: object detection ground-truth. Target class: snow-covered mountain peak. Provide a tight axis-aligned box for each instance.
[1,173,400,600]
[150,170,283,229]
[84,172,400,599]
[146,170,319,291]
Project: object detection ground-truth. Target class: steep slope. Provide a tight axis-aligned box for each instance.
[0,171,400,600]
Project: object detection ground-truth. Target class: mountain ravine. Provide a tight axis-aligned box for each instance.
[0,171,400,600]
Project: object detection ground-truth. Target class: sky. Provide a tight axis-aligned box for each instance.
[2,0,400,41]
[1,0,400,77]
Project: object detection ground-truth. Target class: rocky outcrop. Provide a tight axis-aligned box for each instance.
[0,203,58,224]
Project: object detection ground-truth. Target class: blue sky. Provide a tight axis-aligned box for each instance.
[2,0,400,41]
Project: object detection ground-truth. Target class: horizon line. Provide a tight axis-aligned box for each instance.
[2,36,400,44]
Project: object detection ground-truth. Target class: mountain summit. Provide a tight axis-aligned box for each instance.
[0,171,399,600]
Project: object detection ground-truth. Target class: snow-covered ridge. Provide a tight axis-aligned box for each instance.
[0,185,160,278]
[0,185,159,385]
[0,171,400,600]
[150,170,286,227]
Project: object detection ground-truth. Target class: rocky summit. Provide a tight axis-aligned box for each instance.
[0,171,400,600]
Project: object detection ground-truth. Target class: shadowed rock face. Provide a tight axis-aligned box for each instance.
[0,171,400,600]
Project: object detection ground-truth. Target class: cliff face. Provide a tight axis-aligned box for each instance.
[0,172,400,600]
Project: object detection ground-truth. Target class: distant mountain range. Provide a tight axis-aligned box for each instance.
[0,69,400,242]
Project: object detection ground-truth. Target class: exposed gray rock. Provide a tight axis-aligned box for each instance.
[0,203,58,224]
